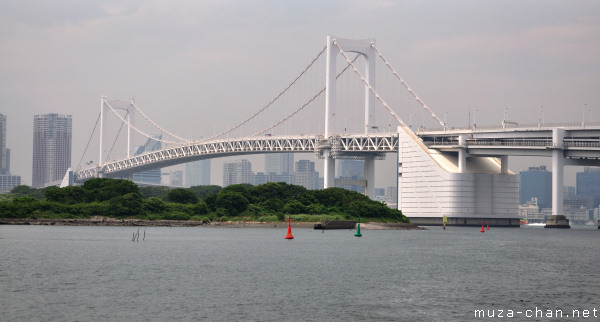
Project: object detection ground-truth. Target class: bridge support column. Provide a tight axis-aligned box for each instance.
[127,101,136,159]
[99,96,107,167]
[500,155,509,174]
[458,135,467,173]
[324,153,335,189]
[364,156,375,199]
[546,128,570,228]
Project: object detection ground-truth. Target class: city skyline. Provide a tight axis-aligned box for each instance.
[1,1,599,186]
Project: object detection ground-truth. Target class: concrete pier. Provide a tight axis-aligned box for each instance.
[408,217,520,227]
[544,215,570,229]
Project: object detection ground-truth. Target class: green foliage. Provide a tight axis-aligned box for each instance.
[45,186,88,204]
[108,192,143,217]
[139,185,171,200]
[260,198,283,213]
[163,211,191,221]
[282,200,306,214]
[82,178,140,202]
[191,201,209,215]
[188,185,221,199]
[306,203,327,214]
[144,197,166,213]
[215,192,249,215]
[10,185,47,200]
[167,188,199,204]
[203,194,218,212]
[0,178,407,223]
[220,184,253,202]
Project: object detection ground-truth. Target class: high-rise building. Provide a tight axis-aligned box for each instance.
[185,159,211,187]
[32,114,72,187]
[0,114,21,192]
[0,114,6,174]
[576,167,600,208]
[132,135,162,185]
[294,160,318,190]
[170,170,184,187]
[265,153,294,175]
[519,165,552,209]
[337,159,364,193]
[223,159,254,186]
[0,174,21,192]
[254,172,294,185]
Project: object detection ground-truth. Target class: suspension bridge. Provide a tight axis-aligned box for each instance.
[68,36,600,226]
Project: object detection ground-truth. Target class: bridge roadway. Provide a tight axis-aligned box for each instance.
[75,123,600,182]
[418,122,600,160]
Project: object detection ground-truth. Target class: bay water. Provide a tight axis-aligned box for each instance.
[1,225,598,321]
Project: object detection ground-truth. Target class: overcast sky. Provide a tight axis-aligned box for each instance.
[1,0,599,187]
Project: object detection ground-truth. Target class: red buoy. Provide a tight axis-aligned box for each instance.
[480,220,485,233]
[285,214,294,239]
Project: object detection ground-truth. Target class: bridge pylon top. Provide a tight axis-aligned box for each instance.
[328,35,375,55]
[325,35,377,137]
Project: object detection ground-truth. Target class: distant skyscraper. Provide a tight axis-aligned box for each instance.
[0,114,21,192]
[338,160,363,178]
[265,153,294,175]
[294,160,318,190]
[32,114,72,187]
[223,159,254,186]
[170,170,184,187]
[519,165,552,208]
[0,114,6,174]
[576,167,600,208]
[254,172,294,185]
[132,134,162,185]
[337,159,364,193]
[186,159,211,186]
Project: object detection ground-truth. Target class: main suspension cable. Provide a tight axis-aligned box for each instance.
[76,112,101,171]
[372,44,446,129]
[205,45,327,141]
[334,41,406,127]
[104,100,182,145]
[105,111,129,162]
[129,101,191,143]
[251,53,361,137]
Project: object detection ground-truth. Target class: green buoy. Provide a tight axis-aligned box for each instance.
[354,216,362,237]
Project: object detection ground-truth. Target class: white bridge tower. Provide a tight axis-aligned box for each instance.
[324,35,378,199]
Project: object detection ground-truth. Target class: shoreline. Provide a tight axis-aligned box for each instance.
[0,217,424,230]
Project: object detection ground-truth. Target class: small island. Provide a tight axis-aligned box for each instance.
[0,178,413,229]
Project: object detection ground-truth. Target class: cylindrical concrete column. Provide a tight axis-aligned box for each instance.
[364,156,375,199]
[551,128,566,216]
[458,135,467,173]
[500,155,509,174]
[323,153,335,189]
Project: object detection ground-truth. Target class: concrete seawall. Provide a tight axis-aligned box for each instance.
[409,217,520,227]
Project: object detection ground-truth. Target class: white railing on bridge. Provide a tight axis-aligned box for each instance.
[418,121,600,134]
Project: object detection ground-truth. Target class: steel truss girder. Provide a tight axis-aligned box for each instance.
[75,134,399,181]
